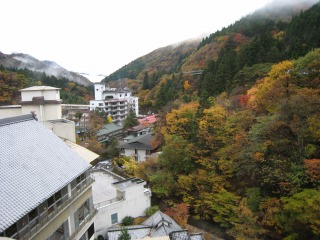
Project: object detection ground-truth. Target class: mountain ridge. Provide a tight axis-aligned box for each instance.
[0,52,93,87]
[102,0,318,85]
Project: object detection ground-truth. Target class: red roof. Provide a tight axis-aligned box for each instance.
[138,114,158,126]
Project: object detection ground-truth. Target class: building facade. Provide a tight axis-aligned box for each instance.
[90,84,139,123]
[0,114,97,240]
[96,123,124,143]
[0,86,99,240]
[0,86,62,121]
[91,166,151,238]
[0,86,99,152]
[118,133,158,162]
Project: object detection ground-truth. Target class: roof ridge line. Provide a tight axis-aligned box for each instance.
[0,113,35,127]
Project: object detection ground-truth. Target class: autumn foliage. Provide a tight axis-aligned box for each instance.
[304,159,320,181]
[137,48,320,240]
[165,203,189,228]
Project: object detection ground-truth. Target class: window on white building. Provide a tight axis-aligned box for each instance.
[111,213,118,224]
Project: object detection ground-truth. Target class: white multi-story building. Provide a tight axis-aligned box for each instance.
[0,114,97,240]
[0,86,99,240]
[90,84,139,123]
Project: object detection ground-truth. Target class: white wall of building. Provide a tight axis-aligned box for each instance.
[0,106,22,119]
[0,102,62,122]
[90,100,105,110]
[123,149,148,163]
[94,180,151,238]
[130,96,139,116]
[90,84,139,122]
[21,104,62,121]
[44,120,76,143]
[94,84,105,101]
[21,89,60,101]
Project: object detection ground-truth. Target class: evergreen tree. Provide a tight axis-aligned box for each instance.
[155,83,167,108]
[118,228,131,240]
[142,71,150,90]
[124,109,138,129]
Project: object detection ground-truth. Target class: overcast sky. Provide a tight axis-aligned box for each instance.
[1,0,272,81]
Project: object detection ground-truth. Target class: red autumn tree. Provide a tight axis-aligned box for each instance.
[304,159,320,181]
[165,203,189,228]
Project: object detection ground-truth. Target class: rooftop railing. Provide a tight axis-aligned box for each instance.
[94,197,124,209]
[68,208,98,240]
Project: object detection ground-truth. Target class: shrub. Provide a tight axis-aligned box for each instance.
[97,235,104,240]
[122,216,134,226]
[145,205,159,217]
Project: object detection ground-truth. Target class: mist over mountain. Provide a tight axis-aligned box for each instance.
[102,0,319,86]
[0,52,92,86]
[102,39,200,83]
[256,0,319,21]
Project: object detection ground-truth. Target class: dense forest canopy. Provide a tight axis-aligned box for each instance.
[134,47,320,240]
[120,2,320,239]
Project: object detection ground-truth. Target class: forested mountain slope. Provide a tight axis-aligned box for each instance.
[0,66,93,105]
[101,1,320,116]
[112,1,320,239]
[103,39,200,83]
[0,52,92,86]
[140,46,320,240]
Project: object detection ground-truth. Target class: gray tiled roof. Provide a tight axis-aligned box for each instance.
[189,233,204,240]
[118,132,155,150]
[0,114,90,232]
[127,124,149,132]
[107,211,204,240]
[169,231,204,240]
[19,86,60,91]
[97,123,123,137]
[107,211,181,240]
[169,230,189,240]
[142,211,182,237]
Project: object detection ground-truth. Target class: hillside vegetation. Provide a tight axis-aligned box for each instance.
[0,66,93,105]
[114,2,320,239]
[102,1,320,115]
[0,52,93,87]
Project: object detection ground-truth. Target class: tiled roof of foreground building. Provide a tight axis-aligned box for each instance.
[0,114,91,232]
